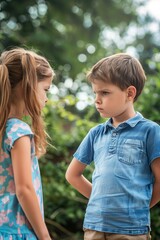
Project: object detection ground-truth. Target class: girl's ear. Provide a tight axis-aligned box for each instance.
[127,86,137,101]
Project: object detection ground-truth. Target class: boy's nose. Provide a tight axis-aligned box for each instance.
[95,95,101,104]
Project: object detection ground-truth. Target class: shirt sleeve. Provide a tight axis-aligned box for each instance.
[73,126,98,165]
[6,121,34,151]
[146,122,160,165]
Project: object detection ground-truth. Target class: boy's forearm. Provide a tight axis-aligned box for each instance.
[67,175,92,199]
[150,182,160,208]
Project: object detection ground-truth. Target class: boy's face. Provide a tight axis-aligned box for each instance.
[91,79,134,120]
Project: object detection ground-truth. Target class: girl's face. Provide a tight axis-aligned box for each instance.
[91,79,135,124]
[37,78,52,109]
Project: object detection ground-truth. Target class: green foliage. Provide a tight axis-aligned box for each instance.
[151,203,160,240]
[40,160,92,239]
[135,61,160,123]
[43,95,97,159]
[40,96,96,239]
[1,0,160,239]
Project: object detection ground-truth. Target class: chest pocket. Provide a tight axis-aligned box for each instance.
[114,139,144,179]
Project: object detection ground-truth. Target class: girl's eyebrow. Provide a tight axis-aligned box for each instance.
[45,85,51,89]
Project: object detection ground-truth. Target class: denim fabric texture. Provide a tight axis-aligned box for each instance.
[74,113,160,234]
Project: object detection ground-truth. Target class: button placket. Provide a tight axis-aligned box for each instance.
[108,131,118,154]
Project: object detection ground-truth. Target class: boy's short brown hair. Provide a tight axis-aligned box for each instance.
[87,53,146,101]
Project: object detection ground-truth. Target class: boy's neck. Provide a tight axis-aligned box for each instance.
[111,110,136,128]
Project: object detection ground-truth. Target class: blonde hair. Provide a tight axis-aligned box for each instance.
[0,47,55,156]
[87,53,146,102]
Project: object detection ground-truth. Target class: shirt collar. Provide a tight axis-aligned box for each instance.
[104,112,144,130]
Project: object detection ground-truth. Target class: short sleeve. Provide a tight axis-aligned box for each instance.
[73,126,97,165]
[5,120,34,152]
[146,122,160,165]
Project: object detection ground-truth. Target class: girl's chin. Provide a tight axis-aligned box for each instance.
[23,112,29,116]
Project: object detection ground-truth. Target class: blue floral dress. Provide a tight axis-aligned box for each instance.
[0,118,44,239]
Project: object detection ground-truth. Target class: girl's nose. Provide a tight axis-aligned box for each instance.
[45,96,48,103]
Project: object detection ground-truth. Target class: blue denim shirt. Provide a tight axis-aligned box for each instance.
[74,113,160,234]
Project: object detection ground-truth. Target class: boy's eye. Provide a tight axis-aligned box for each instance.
[102,91,109,95]
[93,91,110,96]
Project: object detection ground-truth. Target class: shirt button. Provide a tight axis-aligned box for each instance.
[112,132,117,136]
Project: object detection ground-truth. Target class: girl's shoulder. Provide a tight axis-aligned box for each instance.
[4,119,34,149]
[6,118,33,135]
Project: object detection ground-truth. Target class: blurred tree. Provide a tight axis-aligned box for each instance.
[1,0,160,239]
[1,0,159,88]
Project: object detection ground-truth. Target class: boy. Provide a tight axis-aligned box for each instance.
[66,53,160,240]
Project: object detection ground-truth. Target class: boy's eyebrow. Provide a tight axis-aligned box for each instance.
[93,88,111,92]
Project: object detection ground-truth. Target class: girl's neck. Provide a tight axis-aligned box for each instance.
[8,107,23,120]
[8,114,23,120]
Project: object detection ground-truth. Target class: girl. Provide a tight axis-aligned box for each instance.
[0,48,55,239]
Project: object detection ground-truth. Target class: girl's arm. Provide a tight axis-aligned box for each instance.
[65,157,92,199]
[11,136,52,240]
[150,157,160,208]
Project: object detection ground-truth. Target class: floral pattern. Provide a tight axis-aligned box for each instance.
[0,119,43,239]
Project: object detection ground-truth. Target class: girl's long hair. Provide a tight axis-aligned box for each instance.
[0,48,55,157]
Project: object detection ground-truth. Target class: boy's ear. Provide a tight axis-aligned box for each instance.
[127,86,136,100]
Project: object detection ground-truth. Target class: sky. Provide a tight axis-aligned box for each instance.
[139,0,160,20]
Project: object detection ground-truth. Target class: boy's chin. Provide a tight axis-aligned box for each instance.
[100,113,110,118]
